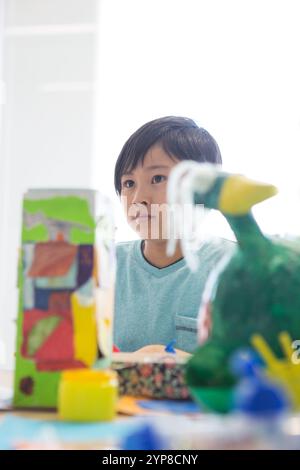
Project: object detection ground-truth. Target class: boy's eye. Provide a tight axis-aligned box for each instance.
[152,175,166,184]
[122,179,134,189]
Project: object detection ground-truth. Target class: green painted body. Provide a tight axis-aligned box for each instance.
[186,211,300,388]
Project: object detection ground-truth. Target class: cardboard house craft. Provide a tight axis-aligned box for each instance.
[13,189,115,408]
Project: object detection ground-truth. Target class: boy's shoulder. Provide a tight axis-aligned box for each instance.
[198,237,236,264]
[116,239,139,258]
[201,236,235,253]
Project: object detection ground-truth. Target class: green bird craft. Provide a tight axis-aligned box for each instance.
[167,162,300,390]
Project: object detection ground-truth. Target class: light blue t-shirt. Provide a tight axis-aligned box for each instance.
[114,238,234,353]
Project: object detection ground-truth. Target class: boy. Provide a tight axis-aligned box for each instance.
[113,116,233,353]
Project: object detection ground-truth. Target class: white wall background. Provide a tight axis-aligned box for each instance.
[1,0,300,368]
[0,0,98,369]
[0,0,6,367]
[93,0,300,242]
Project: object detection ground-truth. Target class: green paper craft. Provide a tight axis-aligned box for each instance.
[24,196,95,229]
[14,189,115,409]
[70,227,94,244]
[27,316,61,356]
[22,224,49,242]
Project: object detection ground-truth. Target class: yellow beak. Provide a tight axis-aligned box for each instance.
[219,175,278,215]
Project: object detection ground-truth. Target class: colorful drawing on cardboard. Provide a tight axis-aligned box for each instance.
[14,189,115,409]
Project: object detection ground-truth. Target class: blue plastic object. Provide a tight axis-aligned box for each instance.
[165,340,176,354]
[122,423,165,450]
[137,400,200,414]
[230,348,264,377]
[230,349,290,417]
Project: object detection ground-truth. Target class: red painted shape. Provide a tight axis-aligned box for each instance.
[35,319,74,364]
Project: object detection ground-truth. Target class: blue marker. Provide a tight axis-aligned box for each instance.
[165,340,176,354]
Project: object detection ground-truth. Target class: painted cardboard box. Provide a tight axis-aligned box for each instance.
[13,189,115,408]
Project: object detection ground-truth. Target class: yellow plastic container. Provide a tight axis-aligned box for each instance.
[58,369,118,422]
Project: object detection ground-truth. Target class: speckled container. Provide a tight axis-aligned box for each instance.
[112,353,190,400]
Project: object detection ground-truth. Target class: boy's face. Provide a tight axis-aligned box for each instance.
[120,144,180,240]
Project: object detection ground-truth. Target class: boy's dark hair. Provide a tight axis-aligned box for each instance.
[114,116,222,195]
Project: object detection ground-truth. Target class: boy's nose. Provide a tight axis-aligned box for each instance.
[126,201,149,223]
[131,187,152,207]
